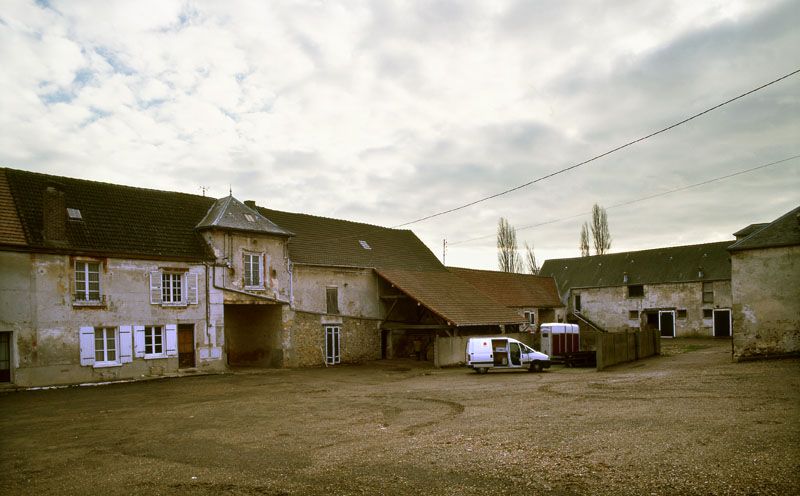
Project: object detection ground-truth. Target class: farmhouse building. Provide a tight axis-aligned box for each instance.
[0,167,529,387]
[728,206,800,360]
[540,242,733,338]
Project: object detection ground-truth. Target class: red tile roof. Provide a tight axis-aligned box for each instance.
[448,267,563,308]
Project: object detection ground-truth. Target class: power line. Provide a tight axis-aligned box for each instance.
[392,68,800,228]
[448,154,800,246]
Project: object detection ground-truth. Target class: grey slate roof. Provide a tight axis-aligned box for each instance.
[3,167,214,260]
[728,206,800,251]
[196,196,293,237]
[540,241,733,297]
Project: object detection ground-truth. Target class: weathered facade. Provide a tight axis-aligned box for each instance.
[728,206,800,360]
[540,242,733,338]
[0,167,527,387]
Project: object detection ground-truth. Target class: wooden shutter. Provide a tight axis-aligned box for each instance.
[326,287,339,314]
[149,271,162,305]
[119,326,133,363]
[79,326,95,366]
[187,273,198,305]
[133,325,145,358]
[165,324,178,357]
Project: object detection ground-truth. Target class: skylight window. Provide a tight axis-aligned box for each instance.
[244,214,255,223]
[67,208,82,220]
[359,240,371,250]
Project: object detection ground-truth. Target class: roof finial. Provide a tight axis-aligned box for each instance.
[229,185,232,197]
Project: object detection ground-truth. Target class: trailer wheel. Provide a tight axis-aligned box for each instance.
[531,362,543,373]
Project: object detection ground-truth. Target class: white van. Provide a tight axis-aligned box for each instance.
[465,337,551,373]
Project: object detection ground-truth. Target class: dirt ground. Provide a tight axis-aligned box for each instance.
[1,338,798,496]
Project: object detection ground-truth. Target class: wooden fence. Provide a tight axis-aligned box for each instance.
[596,328,660,370]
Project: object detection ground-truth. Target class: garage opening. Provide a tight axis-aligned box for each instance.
[224,304,283,367]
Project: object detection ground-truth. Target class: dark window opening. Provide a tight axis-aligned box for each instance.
[627,285,644,298]
[574,294,582,312]
[628,310,639,320]
[677,309,687,319]
[703,309,713,319]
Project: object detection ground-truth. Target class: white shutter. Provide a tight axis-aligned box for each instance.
[79,326,95,366]
[165,324,178,357]
[119,326,133,363]
[149,271,162,304]
[133,325,145,358]
[187,273,198,305]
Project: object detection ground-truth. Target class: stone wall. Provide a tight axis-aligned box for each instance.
[282,310,381,367]
[571,280,732,336]
[732,246,800,360]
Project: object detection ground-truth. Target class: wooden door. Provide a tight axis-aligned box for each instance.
[0,332,11,382]
[177,324,195,368]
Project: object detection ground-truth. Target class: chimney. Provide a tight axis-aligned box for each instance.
[244,200,256,209]
[43,184,67,245]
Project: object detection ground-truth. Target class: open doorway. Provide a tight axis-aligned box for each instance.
[713,309,731,337]
[225,304,284,367]
[659,310,675,338]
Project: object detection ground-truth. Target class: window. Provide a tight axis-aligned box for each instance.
[326,287,339,314]
[629,310,639,320]
[702,282,714,303]
[134,324,178,359]
[74,261,101,303]
[80,326,132,367]
[524,311,535,324]
[149,271,198,306]
[325,325,341,365]
[162,273,182,303]
[574,294,582,312]
[703,309,713,319]
[144,326,164,358]
[677,309,687,319]
[244,253,263,287]
[627,285,644,298]
[94,327,117,364]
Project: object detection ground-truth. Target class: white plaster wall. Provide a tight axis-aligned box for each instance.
[0,251,225,387]
[291,265,381,318]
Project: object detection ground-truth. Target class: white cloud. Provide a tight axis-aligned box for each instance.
[0,0,797,270]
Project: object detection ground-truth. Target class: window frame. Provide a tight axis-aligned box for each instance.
[161,272,183,305]
[243,252,264,289]
[93,326,119,367]
[325,325,341,365]
[150,270,198,307]
[628,310,639,320]
[143,325,165,359]
[73,260,102,305]
[573,294,582,312]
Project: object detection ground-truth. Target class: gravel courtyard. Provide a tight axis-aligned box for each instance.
[1,338,798,495]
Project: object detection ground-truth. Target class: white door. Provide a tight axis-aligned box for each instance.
[325,326,340,365]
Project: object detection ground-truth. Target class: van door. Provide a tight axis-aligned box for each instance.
[509,341,522,366]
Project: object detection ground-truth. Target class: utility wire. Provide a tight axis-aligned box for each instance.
[448,154,800,246]
[392,68,800,228]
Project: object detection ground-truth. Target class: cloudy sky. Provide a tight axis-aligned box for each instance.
[2,0,798,270]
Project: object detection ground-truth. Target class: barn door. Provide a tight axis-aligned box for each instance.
[659,310,675,338]
[713,309,731,337]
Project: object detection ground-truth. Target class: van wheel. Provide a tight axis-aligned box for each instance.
[531,362,543,373]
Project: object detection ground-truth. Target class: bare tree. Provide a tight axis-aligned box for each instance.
[579,222,590,257]
[524,242,540,275]
[497,217,523,273]
[590,203,611,255]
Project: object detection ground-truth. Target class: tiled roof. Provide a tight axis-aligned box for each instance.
[4,167,214,260]
[540,241,733,297]
[728,206,800,251]
[376,268,526,327]
[196,196,293,237]
[258,207,444,270]
[448,267,563,308]
[0,170,27,246]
